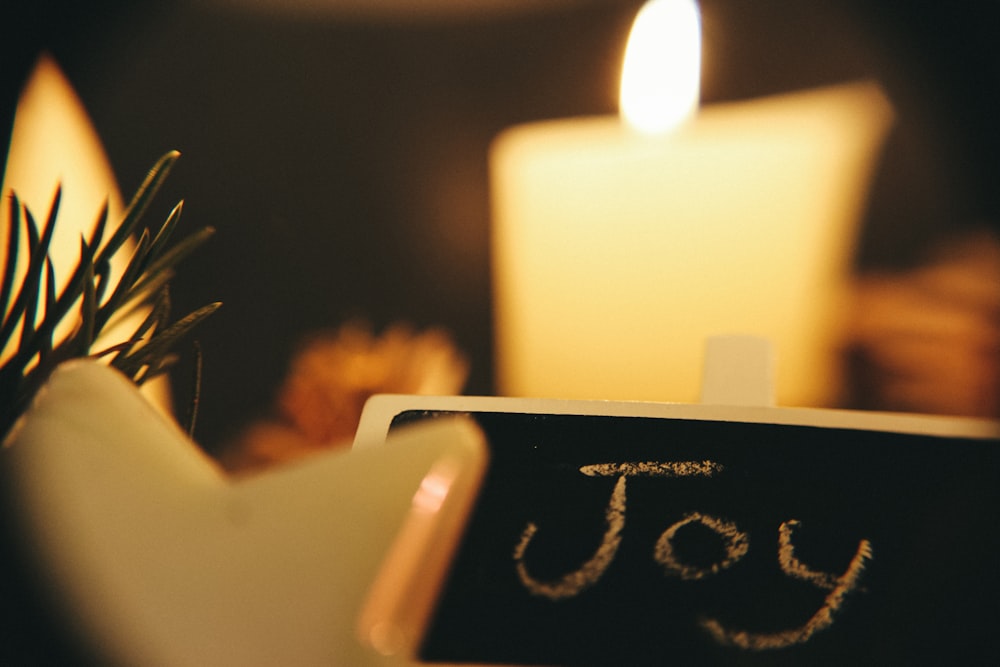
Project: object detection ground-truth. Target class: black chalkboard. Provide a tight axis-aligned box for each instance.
[379,407,1000,666]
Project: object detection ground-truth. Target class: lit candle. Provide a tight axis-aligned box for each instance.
[490,0,893,406]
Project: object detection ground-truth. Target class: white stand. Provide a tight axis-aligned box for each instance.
[699,335,775,407]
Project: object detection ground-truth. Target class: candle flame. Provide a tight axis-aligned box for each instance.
[620,0,701,135]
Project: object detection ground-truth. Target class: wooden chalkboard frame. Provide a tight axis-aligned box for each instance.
[353,395,1000,666]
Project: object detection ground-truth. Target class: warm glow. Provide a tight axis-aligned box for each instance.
[411,465,453,514]
[492,82,894,406]
[0,55,124,336]
[0,55,170,410]
[619,0,701,135]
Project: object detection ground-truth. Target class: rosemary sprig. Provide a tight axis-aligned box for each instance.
[0,151,220,437]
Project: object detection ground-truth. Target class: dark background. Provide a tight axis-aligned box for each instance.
[4,0,1000,454]
[2,2,999,661]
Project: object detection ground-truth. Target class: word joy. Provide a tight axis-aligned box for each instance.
[512,460,873,651]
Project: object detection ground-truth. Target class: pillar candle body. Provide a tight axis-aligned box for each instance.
[491,82,893,406]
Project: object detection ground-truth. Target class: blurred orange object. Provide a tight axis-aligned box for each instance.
[222,323,468,472]
[845,230,1000,418]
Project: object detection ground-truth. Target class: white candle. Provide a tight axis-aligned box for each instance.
[1,56,125,351]
[0,56,171,411]
[490,0,893,407]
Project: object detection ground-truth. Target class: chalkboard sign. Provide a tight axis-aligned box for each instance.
[354,396,1000,665]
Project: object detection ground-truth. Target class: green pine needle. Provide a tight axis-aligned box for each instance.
[0,151,220,437]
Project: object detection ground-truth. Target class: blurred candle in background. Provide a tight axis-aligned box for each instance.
[0,55,124,346]
[1,55,170,410]
[490,0,894,407]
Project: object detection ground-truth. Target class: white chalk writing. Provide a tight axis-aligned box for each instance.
[514,460,720,600]
[579,460,725,478]
[701,523,873,650]
[514,476,626,600]
[512,460,872,651]
[654,512,750,580]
